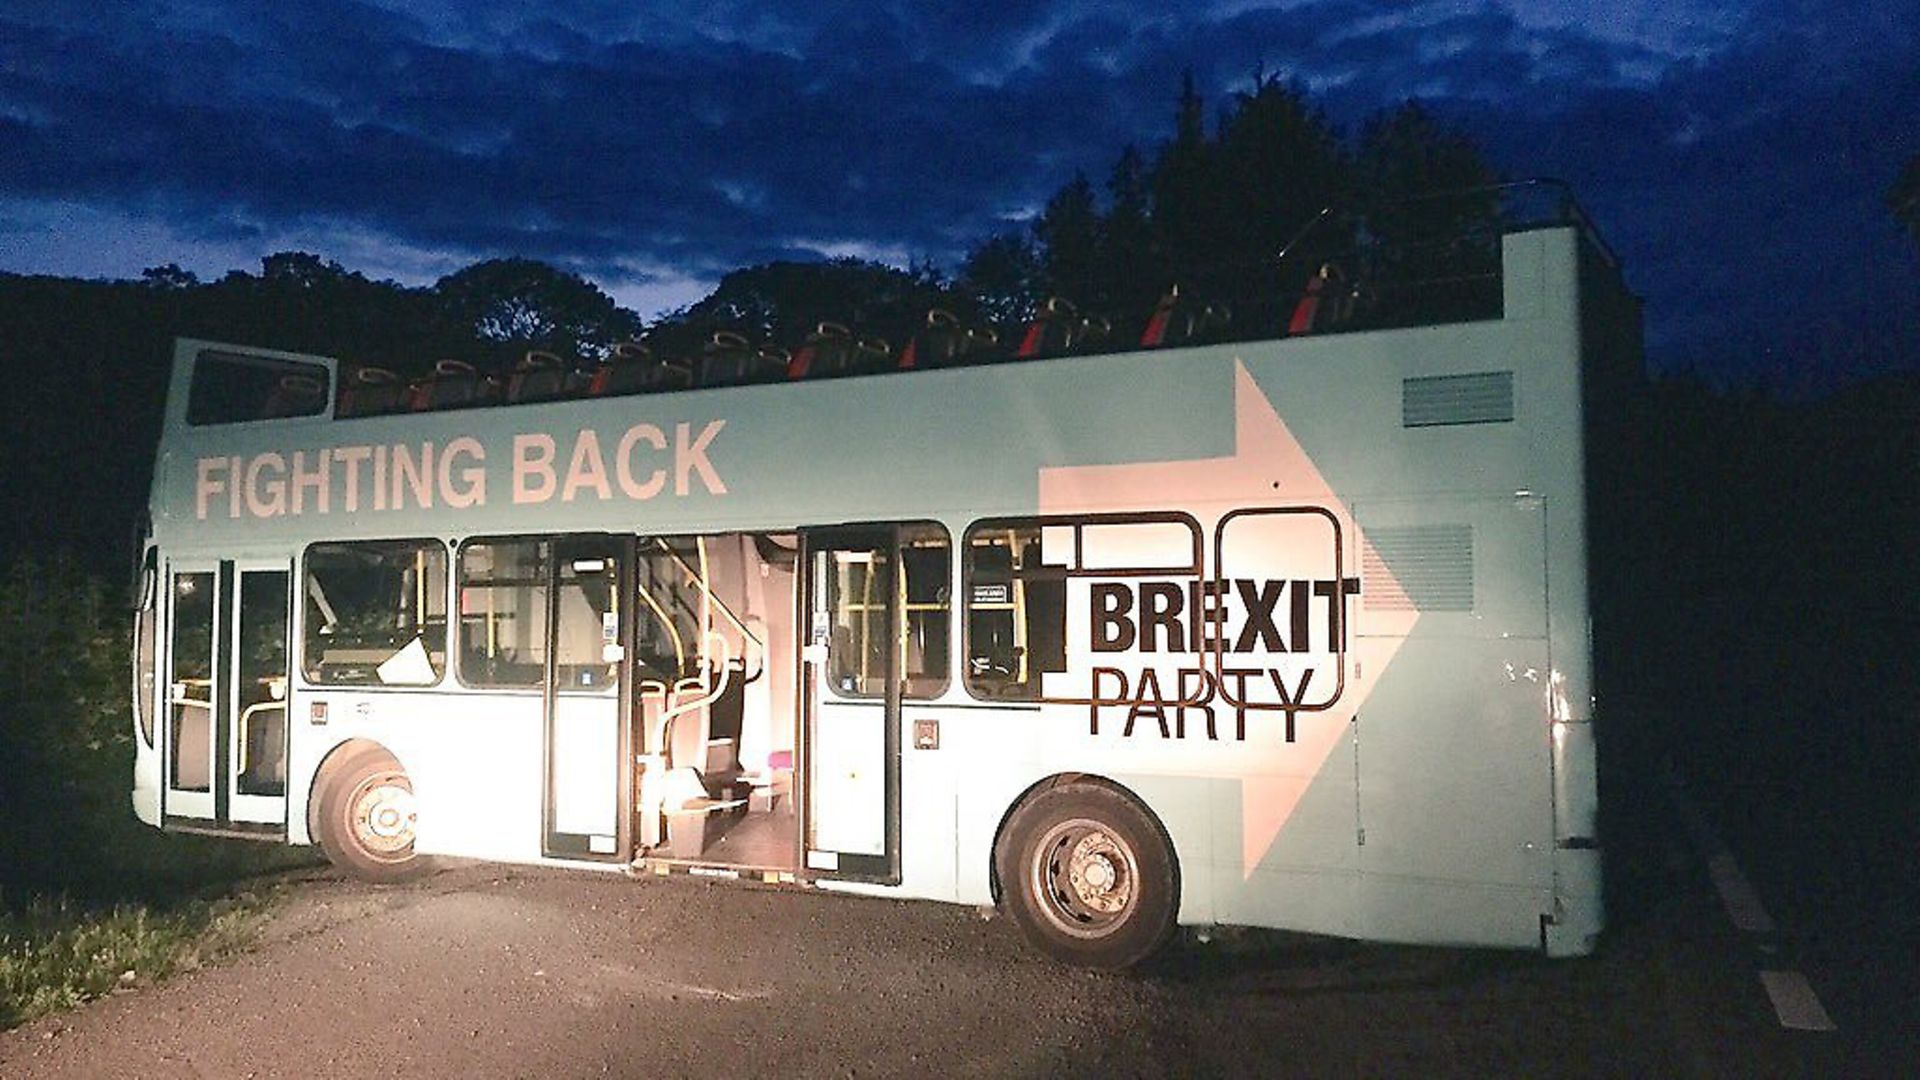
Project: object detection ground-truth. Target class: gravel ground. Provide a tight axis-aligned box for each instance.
[0,853,1806,1078]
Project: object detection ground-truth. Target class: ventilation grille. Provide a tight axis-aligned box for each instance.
[1403,372,1515,427]
[1364,525,1474,612]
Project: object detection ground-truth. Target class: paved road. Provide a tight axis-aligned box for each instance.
[0,873,1819,1077]
[0,808,1877,1078]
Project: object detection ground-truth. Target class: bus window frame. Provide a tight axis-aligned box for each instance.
[960,511,1205,706]
[299,537,451,690]
[454,535,554,693]
[186,348,332,427]
[818,520,953,703]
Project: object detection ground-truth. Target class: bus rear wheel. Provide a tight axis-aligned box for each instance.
[997,781,1178,969]
[313,746,423,883]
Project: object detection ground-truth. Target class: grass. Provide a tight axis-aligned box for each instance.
[0,887,280,1030]
[0,556,320,1032]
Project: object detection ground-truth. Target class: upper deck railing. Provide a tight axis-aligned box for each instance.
[1264,177,1615,338]
[179,179,1614,429]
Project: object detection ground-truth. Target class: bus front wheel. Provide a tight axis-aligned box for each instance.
[313,746,423,883]
[997,781,1178,969]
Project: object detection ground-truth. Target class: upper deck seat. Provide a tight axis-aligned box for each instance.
[898,309,1001,370]
[588,342,691,396]
[336,366,406,417]
[1015,297,1105,360]
[787,322,891,380]
[410,358,491,410]
[1140,285,1231,349]
[784,322,852,380]
[822,336,891,379]
[260,373,327,419]
[506,350,569,404]
[1288,263,1352,336]
[696,331,788,387]
[896,309,954,369]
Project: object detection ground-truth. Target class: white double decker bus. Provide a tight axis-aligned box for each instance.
[131,182,1637,968]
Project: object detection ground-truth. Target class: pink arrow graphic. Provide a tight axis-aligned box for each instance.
[1039,361,1419,878]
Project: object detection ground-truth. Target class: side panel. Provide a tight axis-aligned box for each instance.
[1352,495,1554,947]
[291,690,547,860]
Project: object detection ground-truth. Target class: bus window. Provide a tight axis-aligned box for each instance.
[963,520,1067,701]
[555,552,619,690]
[825,546,890,698]
[187,349,329,425]
[900,525,951,699]
[168,571,215,792]
[822,525,950,700]
[302,540,448,686]
[457,540,549,688]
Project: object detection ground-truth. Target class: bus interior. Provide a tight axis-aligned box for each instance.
[632,532,800,873]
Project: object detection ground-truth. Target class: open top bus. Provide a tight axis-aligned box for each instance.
[131,181,1639,968]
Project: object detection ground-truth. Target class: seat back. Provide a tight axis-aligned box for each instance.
[1289,263,1349,335]
[698,331,786,387]
[786,322,851,380]
[337,366,405,417]
[409,358,488,410]
[589,342,691,396]
[1015,297,1079,360]
[507,349,568,403]
[261,373,327,419]
[1142,286,1232,348]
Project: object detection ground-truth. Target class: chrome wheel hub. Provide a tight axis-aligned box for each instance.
[1033,819,1138,937]
[352,777,416,857]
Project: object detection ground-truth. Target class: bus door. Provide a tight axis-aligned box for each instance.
[163,559,292,829]
[542,535,631,860]
[800,527,901,884]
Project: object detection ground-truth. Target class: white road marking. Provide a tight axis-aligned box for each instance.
[1759,970,1838,1032]
[1664,761,1838,1034]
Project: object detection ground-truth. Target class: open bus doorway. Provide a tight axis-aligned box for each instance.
[632,532,801,873]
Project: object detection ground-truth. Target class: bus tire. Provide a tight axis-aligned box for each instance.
[313,746,424,883]
[996,781,1178,969]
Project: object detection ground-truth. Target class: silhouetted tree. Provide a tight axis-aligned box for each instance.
[1354,101,1500,224]
[1149,71,1227,296]
[1096,145,1163,314]
[1351,101,1504,324]
[433,258,641,359]
[1216,74,1350,271]
[659,258,950,352]
[959,232,1042,324]
[1033,173,1102,307]
[1891,156,1920,247]
[139,264,200,290]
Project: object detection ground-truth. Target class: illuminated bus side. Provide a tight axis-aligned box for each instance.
[130,212,1633,969]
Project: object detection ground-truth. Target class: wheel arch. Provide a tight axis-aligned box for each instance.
[303,737,405,846]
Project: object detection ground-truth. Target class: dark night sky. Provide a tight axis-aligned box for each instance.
[1,1,1915,388]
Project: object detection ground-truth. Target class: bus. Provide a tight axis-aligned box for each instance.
[130,181,1638,969]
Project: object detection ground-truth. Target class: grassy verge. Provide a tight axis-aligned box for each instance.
[0,887,280,1030]
[1,557,321,1032]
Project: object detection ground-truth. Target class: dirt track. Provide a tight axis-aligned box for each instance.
[0,856,1819,1078]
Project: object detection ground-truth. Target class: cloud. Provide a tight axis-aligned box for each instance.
[0,0,1914,386]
